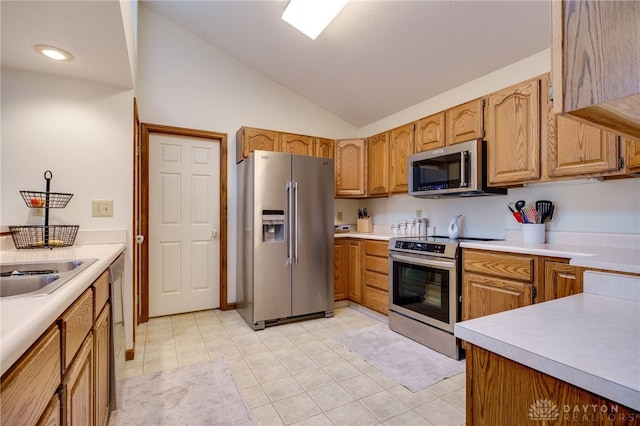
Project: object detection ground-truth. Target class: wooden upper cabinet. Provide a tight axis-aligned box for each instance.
[487,77,542,185]
[549,114,620,177]
[314,137,334,159]
[415,112,445,152]
[335,138,367,197]
[236,127,279,163]
[626,137,640,173]
[446,98,484,145]
[281,133,314,156]
[552,0,640,139]
[367,132,390,196]
[389,124,414,193]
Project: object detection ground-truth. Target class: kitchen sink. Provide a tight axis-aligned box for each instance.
[0,258,98,298]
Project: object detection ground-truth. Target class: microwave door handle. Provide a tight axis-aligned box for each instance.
[460,151,468,187]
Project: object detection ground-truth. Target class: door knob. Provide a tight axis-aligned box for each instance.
[212,229,219,239]
[135,235,145,244]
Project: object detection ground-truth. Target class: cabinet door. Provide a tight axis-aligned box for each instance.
[446,98,484,145]
[60,289,93,370]
[236,127,279,163]
[463,273,533,321]
[1,326,61,426]
[314,138,334,159]
[347,240,362,303]
[367,132,390,196]
[63,334,93,426]
[626,137,640,173]
[37,393,61,426]
[333,240,348,301]
[335,139,367,197]
[94,306,110,426]
[487,78,541,184]
[550,114,620,177]
[389,124,414,193]
[544,261,582,302]
[281,133,314,156]
[551,0,640,138]
[415,112,445,152]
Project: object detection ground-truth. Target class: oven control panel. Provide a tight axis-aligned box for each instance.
[393,241,446,254]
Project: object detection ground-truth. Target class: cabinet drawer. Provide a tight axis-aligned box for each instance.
[93,270,110,320]
[363,286,389,315]
[364,270,389,292]
[364,255,388,275]
[1,326,61,426]
[364,240,388,257]
[463,250,535,283]
[60,289,93,370]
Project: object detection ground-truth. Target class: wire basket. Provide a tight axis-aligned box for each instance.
[9,225,79,249]
[20,190,74,209]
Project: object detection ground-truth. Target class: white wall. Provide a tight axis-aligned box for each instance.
[135,6,359,305]
[1,69,133,232]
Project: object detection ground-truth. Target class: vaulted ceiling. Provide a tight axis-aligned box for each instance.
[2,1,551,128]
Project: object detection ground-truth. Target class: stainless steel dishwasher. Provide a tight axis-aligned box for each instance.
[108,252,125,411]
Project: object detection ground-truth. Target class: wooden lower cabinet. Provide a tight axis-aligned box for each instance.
[462,249,582,320]
[362,240,389,315]
[63,334,93,426]
[333,240,349,301]
[1,268,112,426]
[544,260,583,301]
[347,240,362,303]
[466,344,639,425]
[94,305,111,426]
[0,326,61,426]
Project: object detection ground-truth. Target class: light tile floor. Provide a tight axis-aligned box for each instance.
[123,306,466,426]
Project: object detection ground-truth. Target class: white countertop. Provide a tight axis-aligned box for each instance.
[0,243,125,375]
[334,232,391,241]
[455,273,640,411]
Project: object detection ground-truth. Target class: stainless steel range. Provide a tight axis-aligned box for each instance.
[388,235,496,360]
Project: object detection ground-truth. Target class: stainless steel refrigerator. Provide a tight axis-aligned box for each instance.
[237,150,334,330]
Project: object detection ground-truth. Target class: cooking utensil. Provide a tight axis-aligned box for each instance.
[508,203,523,223]
[358,209,363,219]
[515,200,526,212]
[363,208,368,218]
[535,200,554,223]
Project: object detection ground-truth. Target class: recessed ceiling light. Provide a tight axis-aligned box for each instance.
[282,0,349,40]
[34,45,73,61]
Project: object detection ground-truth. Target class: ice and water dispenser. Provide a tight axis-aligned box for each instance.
[262,210,284,242]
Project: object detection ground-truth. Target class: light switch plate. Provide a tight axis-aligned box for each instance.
[416,209,422,218]
[92,199,113,217]
[337,211,343,221]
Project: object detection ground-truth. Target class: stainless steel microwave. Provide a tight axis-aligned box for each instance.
[408,139,507,198]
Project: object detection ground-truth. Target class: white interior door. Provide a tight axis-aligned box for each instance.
[149,133,220,317]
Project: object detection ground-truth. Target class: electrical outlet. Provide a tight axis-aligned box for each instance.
[416,209,422,218]
[337,211,343,221]
[92,199,113,217]
[33,208,44,217]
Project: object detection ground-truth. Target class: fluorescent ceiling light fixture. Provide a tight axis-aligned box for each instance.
[34,45,73,61]
[282,0,349,40]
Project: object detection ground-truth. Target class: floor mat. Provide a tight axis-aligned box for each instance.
[332,324,465,392]
[108,358,255,426]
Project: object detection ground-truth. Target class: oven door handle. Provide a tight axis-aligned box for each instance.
[389,253,456,269]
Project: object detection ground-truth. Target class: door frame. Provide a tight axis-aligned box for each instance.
[136,122,232,324]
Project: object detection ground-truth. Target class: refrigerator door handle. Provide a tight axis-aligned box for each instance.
[293,181,298,264]
[287,181,293,265]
